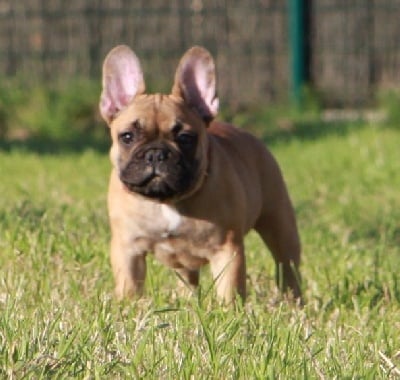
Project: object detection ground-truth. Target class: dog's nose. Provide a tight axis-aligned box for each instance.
[144,148,170,164]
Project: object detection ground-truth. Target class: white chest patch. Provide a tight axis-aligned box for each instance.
[160,204,182,234]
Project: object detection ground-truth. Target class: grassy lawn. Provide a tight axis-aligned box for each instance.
[0,120,399,378]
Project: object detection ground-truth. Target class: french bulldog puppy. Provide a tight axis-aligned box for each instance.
[99,45,301,303]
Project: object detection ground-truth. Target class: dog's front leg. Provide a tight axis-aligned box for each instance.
[209,242,246,304]
[110,235,147,300]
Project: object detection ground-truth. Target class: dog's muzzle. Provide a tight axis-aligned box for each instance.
[119,143,196,200]
[143,147,172,166]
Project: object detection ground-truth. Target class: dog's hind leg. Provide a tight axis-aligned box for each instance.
[175,268,199,288]
[175,268,199,297]
[255,200,301,300]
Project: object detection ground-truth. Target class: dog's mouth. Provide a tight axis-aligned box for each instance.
[122,171,179,201]
[118,142,200,201]
[120,161,198,201]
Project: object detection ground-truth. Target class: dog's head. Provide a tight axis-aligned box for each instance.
[99,45,219,201]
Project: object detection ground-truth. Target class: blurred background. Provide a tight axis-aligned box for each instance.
[0,0,399,144]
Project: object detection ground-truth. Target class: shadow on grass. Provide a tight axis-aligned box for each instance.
[0,133,110,154]
[253,118,368,146]
[220,106,373,146]
[0,116,371,154]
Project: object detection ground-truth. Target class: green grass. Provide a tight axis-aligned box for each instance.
[0,120,399,378]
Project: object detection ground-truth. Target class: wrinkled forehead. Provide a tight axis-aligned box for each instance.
[111,94,201,132]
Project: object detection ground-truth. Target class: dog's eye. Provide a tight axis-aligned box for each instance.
[172,122,183,135]
[176,133,197,147]
[119,132,134,145]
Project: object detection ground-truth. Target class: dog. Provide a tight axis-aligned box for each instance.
[99,45,301,303]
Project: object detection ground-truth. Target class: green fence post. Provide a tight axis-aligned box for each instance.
[288,0,306,106]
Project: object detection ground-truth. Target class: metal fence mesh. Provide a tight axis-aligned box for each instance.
[0,0,399,108]
[312,0,400,107]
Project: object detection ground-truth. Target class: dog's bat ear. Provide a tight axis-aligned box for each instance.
[172,46,219,123]
[99,45,145,123]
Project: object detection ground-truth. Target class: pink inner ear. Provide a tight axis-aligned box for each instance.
[100,46,145,122]
[179,57,219,120]
[111,76,136,111]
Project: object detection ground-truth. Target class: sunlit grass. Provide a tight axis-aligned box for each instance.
[0,123,399,378]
